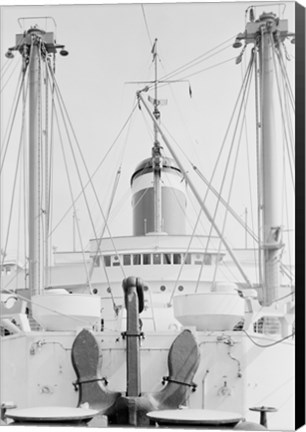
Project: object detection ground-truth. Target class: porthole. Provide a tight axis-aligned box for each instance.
[178,285,184,291]
[107,287,111,293]
[160,285,166,292]
[93,288,98,295]
[143,285,149,291]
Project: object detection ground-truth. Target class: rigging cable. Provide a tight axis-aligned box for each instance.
[1,69,23,147]
[48,93,137,237]
[277,45,295,170]
[1,49,31,273]
[88,168,121,302]
[278,42,295,110]
[159,156,240,285]
[141,4,153,47]
[89,96,136,262]
[47,66,100,249]
[47,64,127,279]
[157,35,236,83]
[282,132,294,291]
[211,56,254,285]
[1,58,12,77]
[0,57,21,93]
[0,66,27,174]
[270,36,295,189]
[168,52,255,303]
[195,50,255,290]
[193,166,258,242]
[1,87,28,269]
[155,56,237,92]
[240,56,259,283]
[53,104,92,292]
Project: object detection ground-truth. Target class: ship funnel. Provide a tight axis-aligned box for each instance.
[130,157,186,236]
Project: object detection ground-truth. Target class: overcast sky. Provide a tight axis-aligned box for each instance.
[1,1,295,264]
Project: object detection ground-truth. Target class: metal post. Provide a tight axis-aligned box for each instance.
[28,31,42,297]
[123,277,141,397]
[259,15,283,305]
[152,39,162,233]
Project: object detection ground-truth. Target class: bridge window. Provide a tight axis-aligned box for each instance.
[123,254,131,265]
[204,254,212,265]
[93,256,100,267]
[153,253,161,265]
[173,253,181,265]
[133,254,141,265]
[194,253,204,265]
[143,254,151,265]
[183,253,191,264]
[104,255,111,267]
[163,253,171,264]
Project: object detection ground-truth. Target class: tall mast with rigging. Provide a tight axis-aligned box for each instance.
[6,23,68,299]
[233,10,294,305]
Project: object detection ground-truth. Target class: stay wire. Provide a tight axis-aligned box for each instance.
[1,68,23,146]
[271,37,295,189]
[196,52,255,290]
[278,42,295,110]
[1,66,27,174]
[157,35,236,83]
[1,78,29,268]
[160,44,233,84]
[0,57,21,93]
[196,51,255,287]
[168,52,255,303]
[241,57,259,281]
[141,4,153,47]
[212,59,254,285]
[47,66,100,247]
[1,58,11,76]
[88,168,121,295]
[278,46,295,166]
[53,103,92,291]
[49,99,138,237]
[47,64,127,279]
[154,56,237,93]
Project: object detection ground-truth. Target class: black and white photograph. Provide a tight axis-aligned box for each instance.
[0,1,303,430]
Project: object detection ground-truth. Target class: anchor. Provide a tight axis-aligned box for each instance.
[115,276,201,426]
[71,276,200,426]
[71,328,121,419]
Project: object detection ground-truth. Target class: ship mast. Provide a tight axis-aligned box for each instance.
[151,39,163,233]
[28,28,45,297]
[233,11,294,305]
[7,23,67,299]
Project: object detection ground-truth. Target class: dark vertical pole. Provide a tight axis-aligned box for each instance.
[124,277,141,397]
